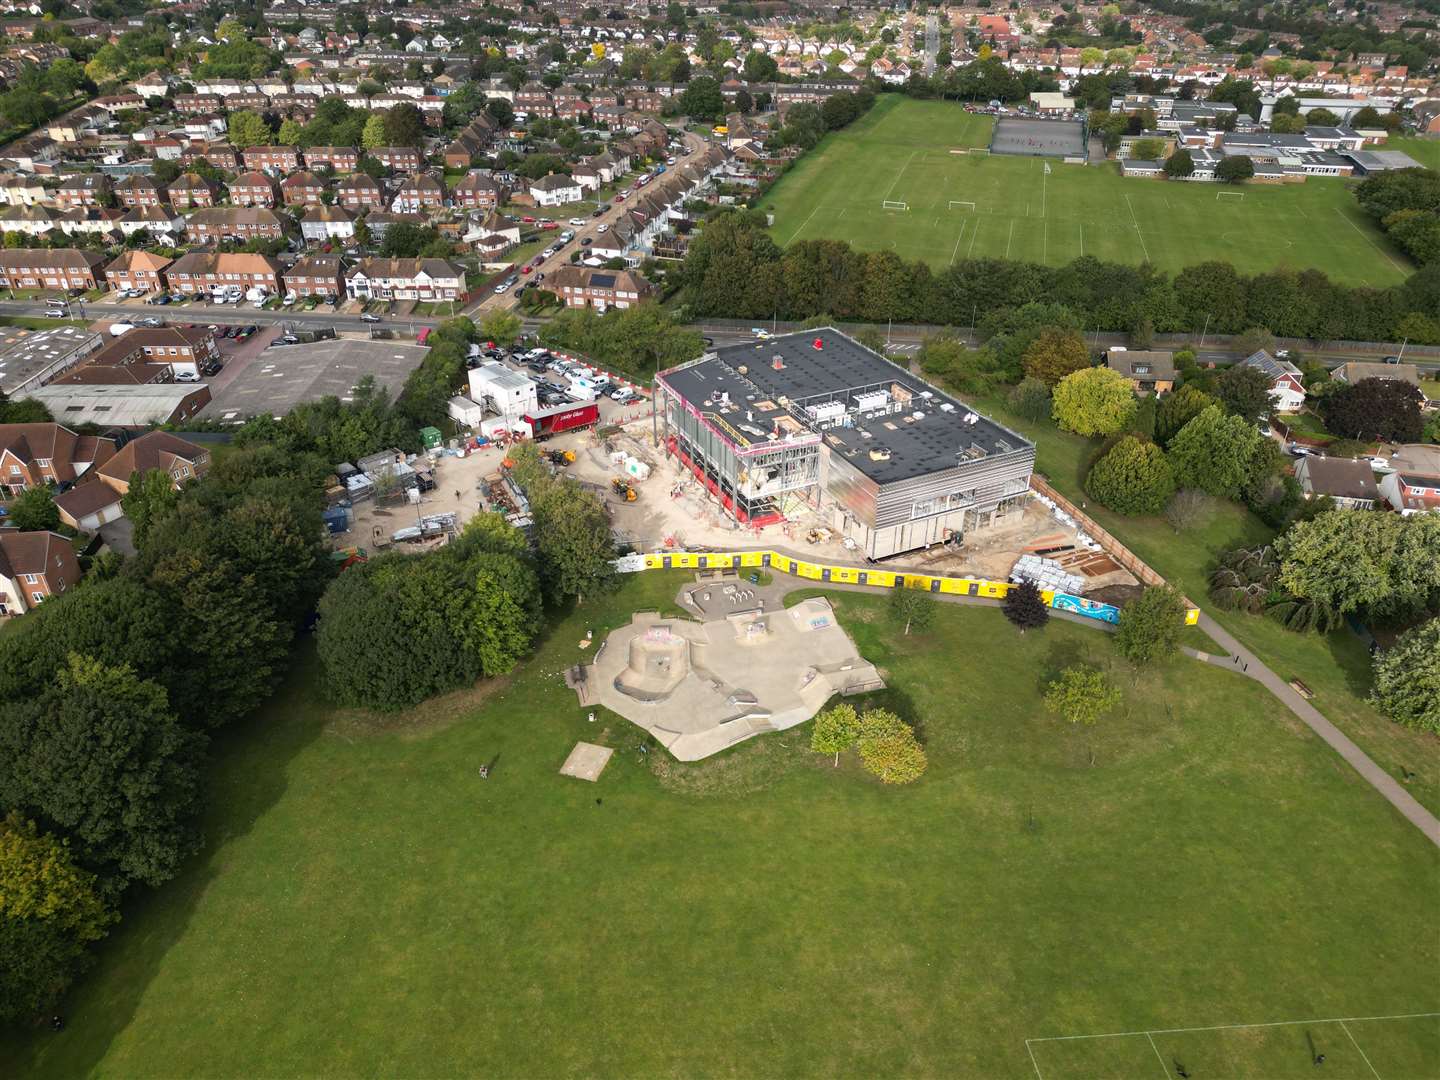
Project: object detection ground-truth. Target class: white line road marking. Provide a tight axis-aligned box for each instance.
[1334,207,1404,273]
[1340,1020,1382,1080]
[883,150,918,201]
[1125,194,1152,262]
[950,221,966,265]
[1145,1033,1170,1077]
[1027,1010,1440,1043]
[788,204,822,244]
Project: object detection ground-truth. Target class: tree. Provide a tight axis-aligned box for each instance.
[479,310,522,347]
[680,75,724,120]
[1166,405,1261,498]
[1157,150,1192,180]
[1002,580,1049,632]
[1113,585,1186,665]
[276,118,304,146]
[1369,619,1440,734]
[382,102,424,148]
[7,484,58,531]
[1085,435,1175,515]
[1131,137,1165,162]
[1021,327,1090,386]
[811,702,860,766]
[1008,376,1052,422]
[1321,378,1424,443]
[361,113,387,150]
[1233,326,1276,356]
[1215,363,1275,424]
[1216,155,1254,183]
[856,708,927,784]
[1044,665,1121,725]
[1306,107,1341,127]
[890,587,936,635]
[1163,489,1211,533]
[121,469,180,550]
[523,463,617,604]
[1275,510,1440,622]
[1051,366,1139,437]
[227,109,271,147]
[1155,384,1216,446]
[0,812,115,1023]
[0,654,205,889]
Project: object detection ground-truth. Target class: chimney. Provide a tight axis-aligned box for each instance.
[772,355,784,370]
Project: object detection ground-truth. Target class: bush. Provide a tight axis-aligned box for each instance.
[1084,436,1175,515]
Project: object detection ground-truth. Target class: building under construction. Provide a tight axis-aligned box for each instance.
[654,328,1036,559]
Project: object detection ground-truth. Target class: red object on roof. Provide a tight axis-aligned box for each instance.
[813,337,823,350]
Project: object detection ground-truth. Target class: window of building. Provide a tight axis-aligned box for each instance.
[31,591,44,604]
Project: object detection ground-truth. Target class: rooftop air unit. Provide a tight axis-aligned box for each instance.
[939,402,956,412]
[805,401,846,424]
[868,446,892,462]
[854,390,889,412]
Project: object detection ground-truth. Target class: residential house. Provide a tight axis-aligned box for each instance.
[514,82,553,116]
[305,146,360,172]
[185,206,286,243]
[0,205,56,237]
[227,171,279,207]
[165,171,219,209]
[119,204,185,239]
[451,171,506,210]
[1106,349,1176,394]
[1240,350,1307,412]
[53,173,110,210]
[345,257,464,301]
[103,250,172,293]
[94,430,210,493]
[1330,360,1421,387]
[280,170,327,206]
[547,265,654,311]
[300,203,355,242]
[0,173,47,206]
[528,172,584,206]
[0,421,114,495]
[113,174,167,209]
[0,528,80,615]
[241,145,302,173]
[282,253,343,298]
[372,146,422,173]
[1378,444,1440,514]
[443,115,496,170]
[165,251,283,294]
[336,172,386,210]
[52,479,124,532]
[0,248,106,290]
[91,325,219,379]
[1293,456,1380,509]
[391,172,445,213]
[465,210,520,259]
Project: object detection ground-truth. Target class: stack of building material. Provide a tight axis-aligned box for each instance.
[1010,554,1085,596]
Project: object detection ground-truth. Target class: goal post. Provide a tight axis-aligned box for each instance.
[947,200,977,211]
[1216,191,1245,200]
[881,200,909,210]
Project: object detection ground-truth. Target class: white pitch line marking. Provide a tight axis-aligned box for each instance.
[1006,218,1014,258]
[788,204,822,244]
[882,150,918,200]
[1125,194,1152,262]
[950,221,966,265]
[1340,1020,1382,1080]
[1145,1033,1169,1077]
[1026,1010,1440,1043]
[1333,207,1404,273]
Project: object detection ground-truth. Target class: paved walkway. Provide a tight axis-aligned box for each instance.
[774,574,1440,848]
[1189,614,1440,847]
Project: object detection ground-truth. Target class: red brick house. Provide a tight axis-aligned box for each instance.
[515,82,553,116]
[165,172,219,209]
[336,172,386,210]
[103,250,172,293]
[0,248,106,290]
[241,145,302,173]
[165,252,283,295]
[0,529,80,616]
[548,265,654,310]
[282,253,343,298]
[185,206,286,243]
[305,146,360,172]
[54,173,110,210]
[182,142,240,171]
[280,170,327,206]
[372,146,422,173]
[114,174,166,208]
[451,171,507,210]
[0,422,114,495]
[227,171,279,207]
[391,172,445,213]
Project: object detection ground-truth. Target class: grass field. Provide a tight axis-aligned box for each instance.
[4,573,1436,1078]
[1387,136,1440,171]
[760,96,1413,286]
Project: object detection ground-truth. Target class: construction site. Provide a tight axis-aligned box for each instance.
[570,586,883,761]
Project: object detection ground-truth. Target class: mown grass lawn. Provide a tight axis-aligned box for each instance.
[4,573,1436,1078]
[975,392,1440,818]
[759,95,1412,286]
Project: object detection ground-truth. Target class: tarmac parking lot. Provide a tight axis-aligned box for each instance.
[202,335,430,422]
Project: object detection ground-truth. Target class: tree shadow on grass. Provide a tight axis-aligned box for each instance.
[2,647,330,1079]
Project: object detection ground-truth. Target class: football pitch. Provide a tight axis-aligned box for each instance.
[760,96,1413,287]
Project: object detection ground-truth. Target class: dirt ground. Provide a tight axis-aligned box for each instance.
[335,414,1136,597]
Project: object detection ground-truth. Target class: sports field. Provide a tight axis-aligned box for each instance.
[760,96,1413,287]
[4,574,1436,1078]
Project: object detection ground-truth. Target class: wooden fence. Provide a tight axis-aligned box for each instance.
[1029,475,1170,590]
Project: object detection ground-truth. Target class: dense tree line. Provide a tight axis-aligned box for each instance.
[681,210,1440,344]
[0,442,331,1020]
[1355,169,1440,267]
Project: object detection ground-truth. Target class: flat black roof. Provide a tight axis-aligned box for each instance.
[661,329,1032,485]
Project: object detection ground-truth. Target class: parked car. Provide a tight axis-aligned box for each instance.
[176,371,199,382]
[360,313,382,323]
[581,237,592,246]
[592,207,605,217]
[494,281,510,294]
[273,335,299,345]
[202,360,223,376]
[568,217,588,226]
[597,223,610,233]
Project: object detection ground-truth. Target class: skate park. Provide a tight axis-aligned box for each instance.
[571,579,883,760]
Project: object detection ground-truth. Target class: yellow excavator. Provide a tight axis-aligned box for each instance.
[611,478,637,502]
[547,449,576,466]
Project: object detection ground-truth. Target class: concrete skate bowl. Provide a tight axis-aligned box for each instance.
[614,625,691,702]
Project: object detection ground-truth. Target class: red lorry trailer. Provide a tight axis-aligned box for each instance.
[522,401,599,439]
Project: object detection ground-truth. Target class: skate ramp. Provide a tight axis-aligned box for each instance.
[613,625,690,701]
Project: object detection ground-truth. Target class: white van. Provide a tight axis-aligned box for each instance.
[566,378,599,402]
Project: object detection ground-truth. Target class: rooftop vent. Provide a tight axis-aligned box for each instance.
[939,402,956,412]
[737,364,748,375]
[772,354,784,370]
[964,412,979,425]
[868,446,891,462]
[812,337,823,350]
[912,411,924,420]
